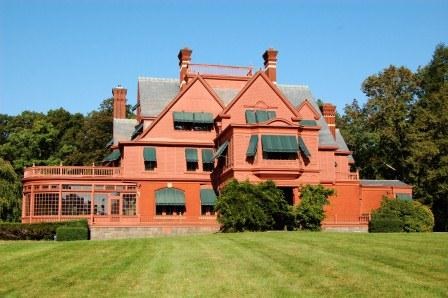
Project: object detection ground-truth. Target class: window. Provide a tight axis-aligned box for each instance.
[202,149,214,172]
[155,188,186,216]
[173,111,213,131]
[245,110,276,124]
[200,189,217,216]
[122,194,137,216]
[62,193,91,215]
[263,152,298,160]
[261,135,299,160]
[24,194,31,216]
[34,193,59,216]
[94,194,108,215]
[185,148,198,171]
[143,147,157,171]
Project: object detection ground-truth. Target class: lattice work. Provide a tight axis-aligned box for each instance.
[34,193,59,216]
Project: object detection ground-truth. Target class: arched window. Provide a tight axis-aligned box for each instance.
[155,188,186,216]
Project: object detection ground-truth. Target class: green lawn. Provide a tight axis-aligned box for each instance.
[1,232,447,297]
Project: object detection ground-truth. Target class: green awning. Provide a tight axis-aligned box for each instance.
[261,135,298,153]
[255,110,269,123]
[200,189,217,206]
[246,135,258,157]
[298,137,311,158]
[173,111,194,123]
[105,139,113,148]
[267,111,276,120]
[131,123,144,140]
[102,149,121,162]
[396,193,412,202]
[156,188,185,205]
[194,112,214,124]
[202,149,214,164]
[213,141,229,159]
[299,120,318,126]
[131,103,140,112]
[143,147,156,162]
[245,110,257,124]
[185,148,198,162]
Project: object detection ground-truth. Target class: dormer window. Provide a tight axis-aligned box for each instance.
[245,110,276,124]
[173,112,213,131]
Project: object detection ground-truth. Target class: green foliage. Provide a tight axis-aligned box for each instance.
[215,180,293,232]
[339,44,448,231]
[294,184,335,231]
[0,158,21,222]
[0,219,88,240]
[56,226,89,241]
[369,198,434,233]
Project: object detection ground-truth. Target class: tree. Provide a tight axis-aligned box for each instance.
[215,180,293,232]
[295,184,335,231]
[407,44,448,231]
[0,158,21,222]
[369,197,434,232]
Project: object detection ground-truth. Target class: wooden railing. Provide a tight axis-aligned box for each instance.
[187,63,253,77]
[24,166,121,178]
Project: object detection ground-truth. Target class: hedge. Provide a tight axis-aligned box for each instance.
[0,220,89,240]
[56,226,89,241]
[369,217,403,233]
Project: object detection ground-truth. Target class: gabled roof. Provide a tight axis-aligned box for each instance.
[360,180,410,187]
[335,129,350,152]
[137,75,225,140]
[138,77,179,117]
[221,71,300,117]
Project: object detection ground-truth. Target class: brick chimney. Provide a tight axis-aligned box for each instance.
[322,103,336,139]
[112,85,127,119]
[263,48,278,83]
[178,47,192,88]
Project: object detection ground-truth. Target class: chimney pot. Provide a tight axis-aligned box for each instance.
[178,48,192,87]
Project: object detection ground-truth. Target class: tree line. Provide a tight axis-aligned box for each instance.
[0,44,446,231]
[338,44,448,231]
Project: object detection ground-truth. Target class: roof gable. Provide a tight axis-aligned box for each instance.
[297,99,320,120]
[220,72,300,125]
[137,76,224,141]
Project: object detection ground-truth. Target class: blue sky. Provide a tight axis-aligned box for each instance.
[1,0,447,115]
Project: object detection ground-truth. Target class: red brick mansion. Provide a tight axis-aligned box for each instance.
[22,48,412,237]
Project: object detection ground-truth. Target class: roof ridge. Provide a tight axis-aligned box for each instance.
[277,83,310,88]
[138,77,178,82]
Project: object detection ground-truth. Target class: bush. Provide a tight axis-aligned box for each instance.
[369,197,434,232]
[368,217,403,232]
[0,220,89,240]
[295,184,335,231]
[215,180,294,232]
[56,226,89,241]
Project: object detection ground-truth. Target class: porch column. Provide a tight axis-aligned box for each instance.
[30,185,34,223]
[58,184,62,220]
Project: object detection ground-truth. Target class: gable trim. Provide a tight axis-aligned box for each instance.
[221,71,300,117]
[296,99,321,120]
[137,75,225,140]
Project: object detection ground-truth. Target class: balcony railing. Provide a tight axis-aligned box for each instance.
[24,166,121,178]
[187,63,253,77]
[336,171,359,181]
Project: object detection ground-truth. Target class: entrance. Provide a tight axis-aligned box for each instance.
[278,187,294,205]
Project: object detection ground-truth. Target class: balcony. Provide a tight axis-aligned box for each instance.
[187,63,253,77]
[23,166,121,178]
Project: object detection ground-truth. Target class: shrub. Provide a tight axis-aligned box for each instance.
[294,184,335,231]
[368,217,403,232]
[56,226,89,241]
[0,220,89,240]
[369,197,434,232]
[215,179,294,232]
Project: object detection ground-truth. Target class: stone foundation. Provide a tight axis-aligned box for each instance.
[323,225,368,232]
[90,225,220,240]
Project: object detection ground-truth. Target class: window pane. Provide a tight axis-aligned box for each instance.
[122,194,136,216]
[34,193,59,216]
[62,193,91,215]
[94,194,108,215]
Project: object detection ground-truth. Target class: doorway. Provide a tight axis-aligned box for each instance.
[278,187,294,205]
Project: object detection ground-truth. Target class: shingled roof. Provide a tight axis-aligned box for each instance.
[113,118,138,145]
[130,77,342,149]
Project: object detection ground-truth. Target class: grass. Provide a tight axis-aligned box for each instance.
[0,232,447,298]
